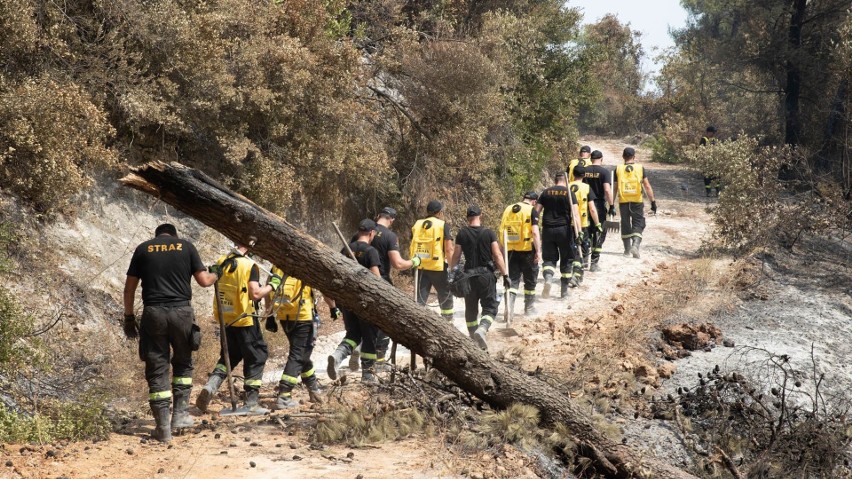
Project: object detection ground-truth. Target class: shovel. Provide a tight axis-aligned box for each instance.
[604,170,620,234]
[214,281,247,417]
[499,230,519,337]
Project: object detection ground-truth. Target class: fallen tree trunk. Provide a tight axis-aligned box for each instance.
[121,161,696,479]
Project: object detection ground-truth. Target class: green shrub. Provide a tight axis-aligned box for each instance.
[0,397,111,443]
[0,286,35,369]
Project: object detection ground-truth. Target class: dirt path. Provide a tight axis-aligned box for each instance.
[2,139,721,479]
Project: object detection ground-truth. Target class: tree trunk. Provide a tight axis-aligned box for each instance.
[783,0,807,146]
[121,161,697,479]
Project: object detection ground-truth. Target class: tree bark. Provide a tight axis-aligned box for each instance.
[783,0,807,146]
[121,161,697,479]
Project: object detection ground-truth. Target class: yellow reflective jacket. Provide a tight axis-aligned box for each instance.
[213,253,256,327]
[568,158,587,181]
[616,163,644,203]
[270,267,314,322]
[499,202,534,252]
[410,217,446,271]
[569,181,591,227]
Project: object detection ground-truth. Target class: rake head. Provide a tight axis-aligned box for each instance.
[604,218,620,234]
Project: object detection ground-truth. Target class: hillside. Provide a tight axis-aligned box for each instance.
[2,139,849,478]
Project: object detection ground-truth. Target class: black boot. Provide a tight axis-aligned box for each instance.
[523,294,537,315]
[171,388,194,430]
[631,237,642,259]
[541,273,553,298]
[303,375,324,404]
[195,373,224,413]
[622,238,632,257]
[361,359,378,385]
[150,402,172,443]
[244,388,269,415]
[560,278,570,299]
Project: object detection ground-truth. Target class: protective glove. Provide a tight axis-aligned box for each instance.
[410,256,422,269]
[329,307,343,321]
[264,315,278,333]
[268,274,282,292]
[608,205,617,217]
[594,223,603,233]
[207,263,222,277]
[502,275,511,290]
[123,314,138,339]
[447,270,456,283]
[651,201,658,214]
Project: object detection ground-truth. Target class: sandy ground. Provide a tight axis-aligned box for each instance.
[3,138,849,478]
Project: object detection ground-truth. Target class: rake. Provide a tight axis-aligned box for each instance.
[604,169,620,233]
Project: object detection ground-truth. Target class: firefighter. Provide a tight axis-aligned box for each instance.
[448,206,509,350]
[535,172,581,300]
[614,147,657,259]
[583,150,614,272]
[498,192,541,315]
[568,145,592,181]
[264,272,335,409]
[195,242,279,415]
[410,200,454,321]
[123,223,218,443]
[701,126,720,196]
[569,166,601,285]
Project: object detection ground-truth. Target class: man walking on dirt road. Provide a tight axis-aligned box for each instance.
[700,126,720,197]
[499,192,541,315]
[569,166,601,285]
[410,200,454,321]
[614,147,656,259]
[123,223,218,443]
[327,219,383,384]
[568,145,592,181]
[195,242,279,415]
[448,206,509,350]
[583,150,614,272]
[536,172,581,300]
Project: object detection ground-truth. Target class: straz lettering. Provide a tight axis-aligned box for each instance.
[147,243,184,253]
[546,189,568,196]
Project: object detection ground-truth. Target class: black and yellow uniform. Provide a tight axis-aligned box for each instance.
[370,223,399,362]
[700,136,720,196]
[615,162,647,248]
[569,179,597,283]
[455,226,499,339]
[567,157,588,182]
[583,164,611,267]
[199,252,268,412]
[537,184,579,298]
[272,273,321,405]
[126,234,205,427]
[410,217,454,319]
[335,241,382,372]
[499,202,539,311]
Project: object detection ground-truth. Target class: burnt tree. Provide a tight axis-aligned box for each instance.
[121,161,696,479]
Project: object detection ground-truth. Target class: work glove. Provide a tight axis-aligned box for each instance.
[410,256,422,269]
[651,201,658,214]
[447,270,456,283]
[264,315,278,333]
[268,274,282,292]
[608,205,617,217]
[123,314,138,339]
[329,307,343,321]
[594,223,603,233]
[502,275,511,290]
[207,263,222,278]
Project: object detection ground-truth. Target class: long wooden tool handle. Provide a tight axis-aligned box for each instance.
[332,222,356,259]
[214,282,238,411]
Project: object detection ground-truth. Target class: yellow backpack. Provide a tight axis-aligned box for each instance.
[499,202,534,252]
[569,181,591,227]
[410,217,446,271]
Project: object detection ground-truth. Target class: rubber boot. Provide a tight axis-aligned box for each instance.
[583,254,591,270]
[560,278,570,300]
[472,324,488,351]
[171,388,194,430]
[304,375,324,404]
[150,402,172,443]
[273,393,299,410]
[361,359,378,385]
[631,237,642,259]
[244,388,269,415]
[623,238,632,257]
[589,262,601,273]
[195,373,224,413]
[349,346,361,372]
[327,345,349,381]
[523,294,537,315]
[441,313,454,322]
[541,273,553,298]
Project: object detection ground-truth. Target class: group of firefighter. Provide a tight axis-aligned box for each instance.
[122,144,657,443]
